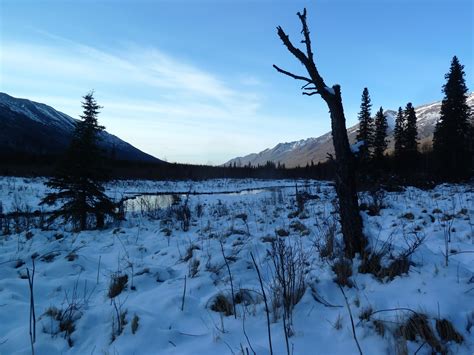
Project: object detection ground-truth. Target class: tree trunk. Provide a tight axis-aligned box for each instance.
[273,8,367,258]
[327,87,366,258]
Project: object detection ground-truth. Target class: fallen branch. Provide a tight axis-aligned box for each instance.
[338,285,363,355]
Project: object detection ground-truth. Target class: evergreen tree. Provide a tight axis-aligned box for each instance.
[403,102,418,161]
[40,92,116,230]
[373,106,388,160]
[394,107,405,157]
[355,87,374,161]
[433,56,472,178]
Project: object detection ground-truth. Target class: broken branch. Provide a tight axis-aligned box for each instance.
[272,65,312,82]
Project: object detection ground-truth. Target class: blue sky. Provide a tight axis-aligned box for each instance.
[1,0,472,165]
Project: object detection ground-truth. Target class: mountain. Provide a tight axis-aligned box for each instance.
[0,93,161,163]
[225,93,474,168]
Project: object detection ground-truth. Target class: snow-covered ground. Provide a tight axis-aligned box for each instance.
[0,177,473,354]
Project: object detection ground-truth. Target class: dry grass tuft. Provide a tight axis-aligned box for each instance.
[108,274,128,299]
[275,228,290,237]
[183,244,200,262]
[210,293,234,316]
[435,318,463,343]
[398,313,445,353]
[359,306,373,322]
[332,258,353,287]
[131,314,139,334]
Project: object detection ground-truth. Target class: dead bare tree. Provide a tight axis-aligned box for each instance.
[273,8,367,258]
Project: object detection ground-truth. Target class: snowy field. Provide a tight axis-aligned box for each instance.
[0,177,473,354]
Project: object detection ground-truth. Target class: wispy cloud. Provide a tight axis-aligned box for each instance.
[1,32,317,164]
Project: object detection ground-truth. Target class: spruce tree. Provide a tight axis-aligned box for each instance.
[355,87,374,161]
[40,92,116,230]
[433,56,472,178]
[403,102,418,162]
[394,106,405,157]
[373,106,388,160]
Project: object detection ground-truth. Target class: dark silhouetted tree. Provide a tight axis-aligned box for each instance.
[40,92,116,230]
[273,8,367,258]
[355,87,374,161]
[373,106,388,161]
[394,107,405,157]
[433,56,472,178]
[403,102,418,164]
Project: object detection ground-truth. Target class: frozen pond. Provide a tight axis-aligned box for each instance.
[122,188,267,212]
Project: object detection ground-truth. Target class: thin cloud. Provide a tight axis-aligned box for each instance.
[1,31,272,162]
[2,33,261,112]
[1,32,317,164]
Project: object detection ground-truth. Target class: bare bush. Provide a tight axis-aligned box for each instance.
[42,279,93,347]
[360,188,386,216]
[315,216,338,259]
[359,232,425,282]
[269,237,307,342]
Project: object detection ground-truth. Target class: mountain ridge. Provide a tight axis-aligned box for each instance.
[225,93,474,168]
[0,92,162,163]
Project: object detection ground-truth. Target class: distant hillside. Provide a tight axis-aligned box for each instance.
[225,93,474,168]
[0,93,162,163]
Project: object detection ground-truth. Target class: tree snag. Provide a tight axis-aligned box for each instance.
[273,8,367,258]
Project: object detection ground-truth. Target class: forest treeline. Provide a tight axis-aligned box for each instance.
[0,57,472,187]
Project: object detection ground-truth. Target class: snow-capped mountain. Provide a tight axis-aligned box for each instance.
[0,93,161,162]
[225,93,474,168]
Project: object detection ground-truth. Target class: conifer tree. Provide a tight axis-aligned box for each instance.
[403,102,418,162]
[355,87,374,161]
[40,92,116,230]
[394,107,405,157]
[373,106,388,160]
[433,56,472,178]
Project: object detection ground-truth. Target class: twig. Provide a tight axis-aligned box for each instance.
[26,257,36,355]
[242,311,256,355]
[368,307,419,318]
[414,341,426,355]
[338,285,363,355]
[310,286,343,308]
[181,276,187,311]
[220,240,236,319]
[250,252,273,355]
[96,255,101,285]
